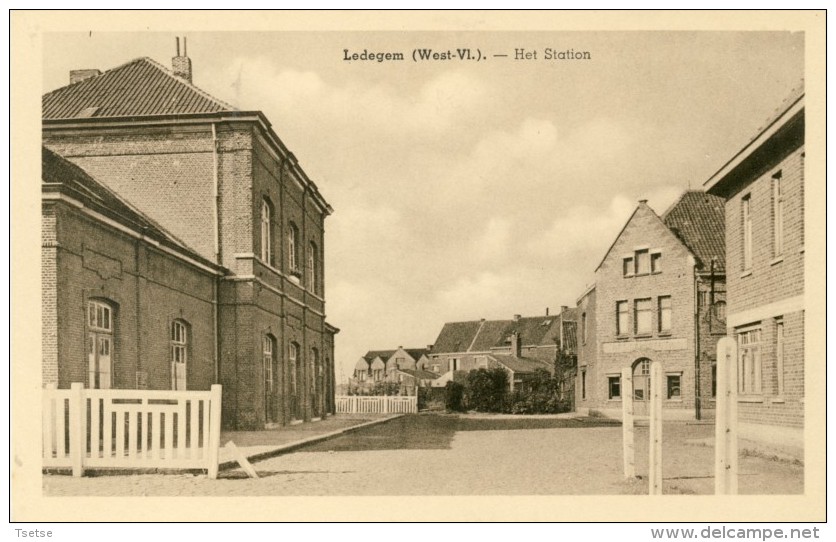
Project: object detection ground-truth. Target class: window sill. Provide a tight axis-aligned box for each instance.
[658,331,673,337]
[616,335,631,340]
[634,334,653,340]
[740,269,753,278]
[770,257,784,266]
[665,398,683,402]
[738,395,764,403]
[770,396,785,404]
[607,398,622,402]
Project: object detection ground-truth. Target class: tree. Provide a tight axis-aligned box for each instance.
[464,367,508,412]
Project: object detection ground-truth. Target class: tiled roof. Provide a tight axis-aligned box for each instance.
[561,321,578,353]
[470,320,512,351]
[404,348,430,361]
[489,355,551,374]
[42,146,206,262]
[431,321,485,354]
[397,369,440,380]
[498,316,560,348]
[43,57,236,119]
[662,190,726,272]
[363,350,396,362]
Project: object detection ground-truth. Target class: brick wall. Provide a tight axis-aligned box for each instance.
[575,287,597,407]
[42,205,59,386]
[50,201,217,392]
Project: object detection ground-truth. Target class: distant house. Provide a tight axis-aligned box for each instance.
[427,308,577,391]
[351,347,433,391]
[576,191,726,420]
[704,86,805,453]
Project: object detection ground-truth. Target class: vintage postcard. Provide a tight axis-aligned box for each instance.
[10,10,826,523]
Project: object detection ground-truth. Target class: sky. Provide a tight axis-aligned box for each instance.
[42,30,804,382]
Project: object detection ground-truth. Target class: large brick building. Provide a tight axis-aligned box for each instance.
[575,191,726,420]
[42,50,338,430]
[704,87,805,452]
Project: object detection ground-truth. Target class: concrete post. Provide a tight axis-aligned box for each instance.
[70,383,85,477]
[649,361,663,494]
[715,337,739,494]
[621,368,635,479]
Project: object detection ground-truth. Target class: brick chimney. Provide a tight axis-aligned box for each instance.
[70,69,101,84]
[172,36,193,83]
[510,332,522,358]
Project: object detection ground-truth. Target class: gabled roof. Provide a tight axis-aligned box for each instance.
[489,355,551,375]
[470,319,512,351]
[42,146,218,272]
[43,57,237,119]
[431,321,485,354]
[396,369,440,380]
[661,190,726,272]
[404,348,430,361]
[363,350,396,362]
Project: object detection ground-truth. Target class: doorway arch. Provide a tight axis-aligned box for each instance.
[632,358,652,416]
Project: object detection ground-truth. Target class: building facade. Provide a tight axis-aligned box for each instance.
[42,51,337,430]
[576,192,726,420]
[704,88,805,451]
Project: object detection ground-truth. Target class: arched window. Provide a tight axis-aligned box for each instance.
[261,198,274,265]
[88,299,115,389]
[287,222,299,273]
[263,334,276,392]
[714,300,727,322]
[307,241,317,293]
[171,319,189,390]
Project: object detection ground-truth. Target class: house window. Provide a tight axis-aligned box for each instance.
[658,296,672,333]
[263,335,275,393]
[310,347,319,394]
[87,299,114,390]
[711,363,717,397]
[714,301,727,322]
[616,301,629,336]
[287,222,299,273]
[666,374,681,399]
[634,298,652,335]
[396,357,405,369]
[581,312,587,343]
[289,342,299,395]
[261,198,273,265]
[742,195,752,270]
[307,242,317,292]
[737,327,762,394]
[171,320,189,390]
[623,257,634,277]
[581,369,587,399]
[450,358,459,371]
[635,249,650,275]
[608,376,621,399]
[775,319,784,396]
[651,252,662,274]
[773,172,784,257]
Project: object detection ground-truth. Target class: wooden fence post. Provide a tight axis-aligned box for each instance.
[649,361,663,495]
[207,385,222,479]
[621,367,635,479]
[70,383,85,477]
[715,337,739,494]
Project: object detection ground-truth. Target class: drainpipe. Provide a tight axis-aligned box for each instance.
[694,264,702,421]
[212,123,220,384]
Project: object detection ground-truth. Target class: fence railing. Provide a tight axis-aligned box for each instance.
[43,383,222,478]
[335,395,417,414]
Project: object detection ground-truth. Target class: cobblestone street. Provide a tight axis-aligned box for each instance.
[43,414,803,496]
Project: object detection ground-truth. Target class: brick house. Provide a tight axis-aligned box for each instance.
[427,308,577,391]
[704,87,805,451]
[351,347,431,389]
[575,191,726,420]
[42,51,338,430]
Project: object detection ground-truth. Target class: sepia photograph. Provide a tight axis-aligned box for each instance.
[11,10,826,524]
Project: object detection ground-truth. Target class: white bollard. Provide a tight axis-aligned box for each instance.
[621,367,635,479]
[715,337,739,494]
[649,361,663,495]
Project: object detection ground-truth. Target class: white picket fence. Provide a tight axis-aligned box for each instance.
[335,395,417,414]
[42,383,222,478]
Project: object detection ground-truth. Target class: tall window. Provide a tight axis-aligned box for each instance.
[634,299,652,335]
[289,342,298,394]
[775,319,784,396]
[635,249,650,275]
[310,347,319,395]
[581,312,587,343]
[738,327,762,394]
[773,172,784,257]
[651,252,662,274]
[287,222,299,273]
[742,195,752,270]
[450,358,459,371]
[307,241,317,292]
[171,320,189,390]
[667,374,681,399]
[616,301,629,336]
[658,296,672,333]
[261,198,273,265]
[581,369,587,399]
[608,376,621,399]
[714,300,727,322]
[87,300,114,389]
[263,335,275,392]
[622,257,634,277]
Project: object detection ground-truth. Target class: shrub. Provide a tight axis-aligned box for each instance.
[503,369,572,414]
[464,367,508,412]
[371,381,401,396]
[445,381,465,412]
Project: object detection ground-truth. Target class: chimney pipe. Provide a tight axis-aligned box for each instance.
[545,307,549,316]
[511,332,522,358]
[561,305,568,313]
[172,36,193,83]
